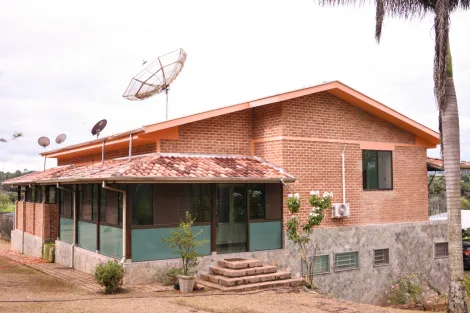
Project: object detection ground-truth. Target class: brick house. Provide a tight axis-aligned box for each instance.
[3,81,448,304]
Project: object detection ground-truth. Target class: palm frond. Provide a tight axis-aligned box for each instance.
[376,0,385,42]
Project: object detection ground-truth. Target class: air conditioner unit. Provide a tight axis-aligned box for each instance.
[332,203,350,218]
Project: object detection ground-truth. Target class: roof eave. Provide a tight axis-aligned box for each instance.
[4,176,296,186]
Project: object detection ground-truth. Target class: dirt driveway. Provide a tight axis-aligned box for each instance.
[0,239,434,313]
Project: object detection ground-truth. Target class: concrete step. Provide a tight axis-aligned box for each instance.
[200,271,292,287]
[197,277,305,291]
[218,258,262,269]
[209,264,277,277]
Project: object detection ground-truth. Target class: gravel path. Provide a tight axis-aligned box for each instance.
[0,239,436,313]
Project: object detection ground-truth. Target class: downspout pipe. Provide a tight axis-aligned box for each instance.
[102,182,127,264]
[57,184,75,268]
[341,145,346,204]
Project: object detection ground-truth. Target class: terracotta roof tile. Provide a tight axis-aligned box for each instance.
[3,153,295,185]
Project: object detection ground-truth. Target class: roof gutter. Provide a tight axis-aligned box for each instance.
[5,176,296,186]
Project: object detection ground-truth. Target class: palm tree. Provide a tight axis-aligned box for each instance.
[317,0,469,311]
[0,132,22,143]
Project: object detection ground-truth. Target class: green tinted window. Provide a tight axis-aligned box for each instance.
[132,184,153,225]
[362,150,393,190]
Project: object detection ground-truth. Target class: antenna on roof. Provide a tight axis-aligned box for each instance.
[38,136,50,171]
[55,134,66,144]
[122,48,187,120]
[91,119,107,139]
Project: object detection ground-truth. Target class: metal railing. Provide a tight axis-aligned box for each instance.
[429,194,446,217]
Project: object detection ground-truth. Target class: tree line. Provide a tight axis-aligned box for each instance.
[0,170,34,212]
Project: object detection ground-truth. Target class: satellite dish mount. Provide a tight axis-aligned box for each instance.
[123,48,187,121]
[38,136,51,171]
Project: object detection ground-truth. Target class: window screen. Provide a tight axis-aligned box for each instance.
[48,186,57,204]
[374,249,390,266]
[132,184,153,225]
[60,187,73,219]
[334,251,359,271]
[363,150,393,190]
[249,184,266,219]
[435,242,449,258]
[191,184,211,223]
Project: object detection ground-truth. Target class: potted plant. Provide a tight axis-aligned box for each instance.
[163,211,208,293]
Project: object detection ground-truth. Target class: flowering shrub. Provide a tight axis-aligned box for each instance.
[387,274,425,305]
[286,193,300,213]
[286,190,332,288]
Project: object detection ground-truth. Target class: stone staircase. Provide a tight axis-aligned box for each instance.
[198,258,304,291]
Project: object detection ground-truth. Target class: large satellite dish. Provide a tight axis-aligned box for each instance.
[122,48,187,120]
[91,119,107,139]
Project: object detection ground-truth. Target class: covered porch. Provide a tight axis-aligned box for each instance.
[5,153,294,269]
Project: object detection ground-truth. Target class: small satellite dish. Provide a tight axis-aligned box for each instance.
[56,134,66,144]
[91,119,107,138]
[123,48,187,120]
[38,136,50,148]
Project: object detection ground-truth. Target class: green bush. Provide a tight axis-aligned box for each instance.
[42,243,55,263]
[154,265,183,286]
[388,274,424,305]
[463,276,470,298]
[93,260,124,294]
[462,197,470,210]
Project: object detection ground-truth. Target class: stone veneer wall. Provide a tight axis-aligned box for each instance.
[49,221,448,305]
[123,221,449,305]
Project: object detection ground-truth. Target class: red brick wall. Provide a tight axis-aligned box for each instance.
[16,201,23,230]
[34,203,43,236]
[160,110,252,155]
[58,143,156,166]
[43,204,59,241]
[25,202,34,234]
[281,92,416,144]
[252,103,283,139]
[251,92,428,227]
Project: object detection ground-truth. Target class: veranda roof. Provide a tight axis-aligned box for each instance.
[2,153,295,186]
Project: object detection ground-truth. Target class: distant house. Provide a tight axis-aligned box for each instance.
[3,81,447,304]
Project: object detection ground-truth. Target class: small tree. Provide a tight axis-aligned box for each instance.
[163,211,209,276]
[286,191,332,288]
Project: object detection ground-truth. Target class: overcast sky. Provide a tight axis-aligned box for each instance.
[0,0,469,172]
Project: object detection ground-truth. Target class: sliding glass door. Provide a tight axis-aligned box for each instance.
[216,184,247,253]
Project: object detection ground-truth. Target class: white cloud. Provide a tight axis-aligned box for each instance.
[0,0,469,171]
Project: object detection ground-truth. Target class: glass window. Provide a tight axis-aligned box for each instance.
[334,251,359,271]
[191,184,211,223]
[154,184,191,225]
[47,186,57,204]
[35,187,44,203]
[363,150,393,190]
[374,249,390,266]
[26,187,33,202]
[100,188,107,222]
[233,185,247,223]
[435,242,448,258]
[249,184,266,219]
[79,184,93,221]
[300,255,330,275]
[92,184,99,221]
[132,184,153,225]
[100,185,123,226]
[60,187,73,219]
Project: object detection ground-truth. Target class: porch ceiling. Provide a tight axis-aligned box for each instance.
[2,153,295,186]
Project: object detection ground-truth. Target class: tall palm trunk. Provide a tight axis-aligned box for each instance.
[443,46,468,313]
